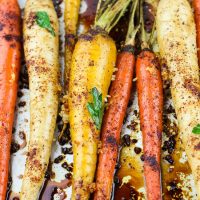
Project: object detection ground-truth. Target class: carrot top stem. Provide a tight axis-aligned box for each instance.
[95,0,103,22]
[125,0,140,46]
[95,0,132,33]
[140,0,156,49]
[140,0,149,49]
[148,21,156,46]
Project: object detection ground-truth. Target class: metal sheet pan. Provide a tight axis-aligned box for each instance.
[9,0,198,199]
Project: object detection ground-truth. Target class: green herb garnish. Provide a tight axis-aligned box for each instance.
[192,124,200,134]
[87,87,104,130]
[36,11,55,36]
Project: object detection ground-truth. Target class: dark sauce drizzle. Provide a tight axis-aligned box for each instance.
[38,160,72,200]
[6,176,12,200]
[52,0,63,18]
[79,0,98,30]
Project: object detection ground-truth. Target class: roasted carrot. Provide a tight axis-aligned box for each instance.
[94,52,134,200]
[0,0,21,199]
[193,0,200,65]
[136,50,163,200]
[136,1,163,199]
[94,0,139,199]
[157,0,200,197]
[64,0,80,87]
[69,0,131,199]
[61,0,81,125]
[21,0,59,199]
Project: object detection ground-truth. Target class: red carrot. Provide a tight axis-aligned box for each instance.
[94,0,139,199]
[193,0,200,65]
[136,49,163,200]
[0,0,21,199]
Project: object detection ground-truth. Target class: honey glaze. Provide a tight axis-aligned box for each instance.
[114,79,197,200]
[115,183,143,200]
[161,112,195,200]
[39,179,71,200]
[114,145,145,200]
[114,91,145,200]
[37,123,73,199]
[37,158,72,200]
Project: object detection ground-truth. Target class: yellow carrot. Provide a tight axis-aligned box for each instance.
[157,0,200,198]
[69,0,131,199]
[61,0,81,131]
[64,0,80,90]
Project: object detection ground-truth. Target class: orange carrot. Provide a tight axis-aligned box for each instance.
[193,0,200,65]
[94,48,135,200]
[0,0,21,199]
[136,49,163,200]
[94,1,139,198]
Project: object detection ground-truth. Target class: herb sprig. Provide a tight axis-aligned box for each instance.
[36,11,55,36]
[192,124,200,134]
[87,87,104,130]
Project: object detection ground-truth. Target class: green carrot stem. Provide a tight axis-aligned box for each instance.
[125,0,140,46]
[94,0,103,24]
[95,0,132,33]
[140,0,149,49]
[148,20,156,47]
[95,0,115,27]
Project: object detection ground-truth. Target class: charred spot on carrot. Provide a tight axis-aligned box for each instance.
[106,135,117,147]
[122,45,135,53]
[194,142,200,150]
[0,22,5,31]
[144,155,160,172]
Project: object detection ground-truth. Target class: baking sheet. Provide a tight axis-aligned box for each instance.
[9,0,198,199]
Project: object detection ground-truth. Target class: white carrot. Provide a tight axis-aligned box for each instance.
[21,0,59,199]
[157,0,200,198]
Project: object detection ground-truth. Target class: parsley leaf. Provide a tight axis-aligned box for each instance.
[192,124,200,134]
[36,11,55,36]
[87,87,104,130]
